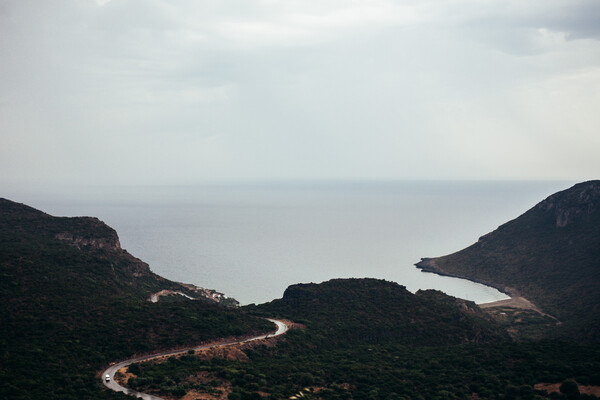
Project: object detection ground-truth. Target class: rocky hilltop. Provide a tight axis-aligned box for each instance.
[0,198,159,285]
[417,181,600,341]
[536,180,600,227]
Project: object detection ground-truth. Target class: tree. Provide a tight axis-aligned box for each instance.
[559,379,580,400]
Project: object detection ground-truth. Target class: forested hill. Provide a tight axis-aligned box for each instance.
[0,198,271,400]
[417,180,600,341]
[248,278,509,346]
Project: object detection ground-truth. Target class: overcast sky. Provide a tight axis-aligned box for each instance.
[1,0,599,186]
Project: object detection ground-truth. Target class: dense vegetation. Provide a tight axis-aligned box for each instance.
[0,198,272,400]
[418,181,600,340]
[248,279,508,346]
[130,279,600,399]
[130,341,600,399]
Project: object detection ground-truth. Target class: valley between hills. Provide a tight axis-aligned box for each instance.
[1,181,599,400]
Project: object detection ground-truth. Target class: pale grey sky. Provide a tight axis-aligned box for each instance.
[1,0,599,185]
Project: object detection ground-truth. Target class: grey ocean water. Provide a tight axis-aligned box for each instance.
[9,181,573,305]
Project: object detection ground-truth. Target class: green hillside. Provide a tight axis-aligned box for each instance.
[248,278,508,346]
[128,279,600,399]
[417,181,600,340]
[0,198,271,400]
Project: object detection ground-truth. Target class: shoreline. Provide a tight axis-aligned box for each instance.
[415,257,517,298]
[415,258,556,319]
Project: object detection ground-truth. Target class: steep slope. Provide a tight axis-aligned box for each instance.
[417,181,600,340]
[0,198,271,400]
[0,197,177,298]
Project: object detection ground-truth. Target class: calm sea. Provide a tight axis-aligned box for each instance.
[6,181,573,305]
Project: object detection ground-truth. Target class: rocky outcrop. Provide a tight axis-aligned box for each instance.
[55,220,121,251]
[54,216,122,251]
[534,180,600,227]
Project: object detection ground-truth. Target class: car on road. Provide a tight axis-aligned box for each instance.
[105,374,111,382]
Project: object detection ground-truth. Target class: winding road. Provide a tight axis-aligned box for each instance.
[102,319,289,400]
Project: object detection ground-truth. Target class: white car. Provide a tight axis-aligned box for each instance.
[105,374,111,382]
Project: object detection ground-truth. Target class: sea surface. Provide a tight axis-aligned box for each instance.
[6,180,574,305]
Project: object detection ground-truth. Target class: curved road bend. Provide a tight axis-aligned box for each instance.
[102,319,288,400]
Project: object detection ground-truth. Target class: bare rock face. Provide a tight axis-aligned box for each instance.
[55,231,121,250]
[55,217,122,250]
[50,215,155,280]
[535,180,600,227]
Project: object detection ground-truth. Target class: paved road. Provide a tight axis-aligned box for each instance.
[102,319,288,399]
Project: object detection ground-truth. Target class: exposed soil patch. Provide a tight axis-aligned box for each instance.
[181,371,232,400]
[481,297,560,324]
[479,296,538,311]
[535,382,600,397]
[115,366,136,386]
[194,344,250,362]
[181,388,230,400]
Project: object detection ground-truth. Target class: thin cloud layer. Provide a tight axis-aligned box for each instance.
[1,0,599,184]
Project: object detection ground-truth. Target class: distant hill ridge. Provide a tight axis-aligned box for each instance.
[417,180,600,340]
